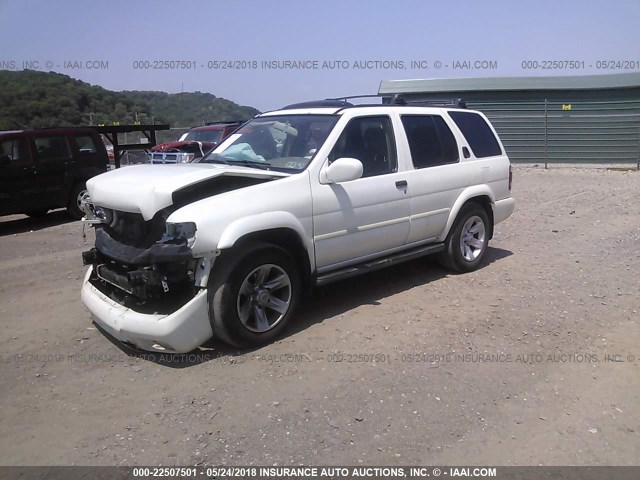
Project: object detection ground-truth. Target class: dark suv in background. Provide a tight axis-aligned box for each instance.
[0,128,108,219]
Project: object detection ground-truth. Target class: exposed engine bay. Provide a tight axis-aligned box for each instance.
[80,173,278,313]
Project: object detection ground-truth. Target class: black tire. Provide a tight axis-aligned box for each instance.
[25,209,48,218]
[207,242,301,347]
[438,203,490,273]
[67,182,88,220]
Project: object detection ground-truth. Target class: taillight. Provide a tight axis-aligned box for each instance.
[508,165,513,190]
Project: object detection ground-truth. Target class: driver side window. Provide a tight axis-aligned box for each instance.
[329,116,397,177]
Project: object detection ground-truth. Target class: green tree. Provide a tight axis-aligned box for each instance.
[0,70,259,130]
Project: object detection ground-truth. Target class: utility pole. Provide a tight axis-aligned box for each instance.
[83,112,96,125]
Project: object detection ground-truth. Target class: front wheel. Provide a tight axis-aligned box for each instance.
[67,182,88,220]
[208,243,301,347]
[439,203,490,273]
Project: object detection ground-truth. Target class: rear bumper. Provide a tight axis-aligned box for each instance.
[81,267,213,353]
[493,197,515,225]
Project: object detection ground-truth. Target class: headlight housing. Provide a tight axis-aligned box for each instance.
[161,222,197,248]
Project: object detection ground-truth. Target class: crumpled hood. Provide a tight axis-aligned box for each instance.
[87,164,288,220]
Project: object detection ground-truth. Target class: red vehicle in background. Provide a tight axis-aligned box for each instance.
[148,121,245,164]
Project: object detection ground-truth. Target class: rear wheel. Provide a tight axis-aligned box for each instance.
[439,203,490,273]
[67,182,88,220]
[208,242,301,347]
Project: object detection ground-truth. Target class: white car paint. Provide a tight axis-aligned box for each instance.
[87,163,289,220]
[81,267,213,353]
[82,104,514,352]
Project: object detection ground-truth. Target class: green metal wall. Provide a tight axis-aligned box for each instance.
[399,89,640,164]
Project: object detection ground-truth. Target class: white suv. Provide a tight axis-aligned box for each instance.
[80,98,514,353]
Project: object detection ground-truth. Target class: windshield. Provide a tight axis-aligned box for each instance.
[183,130,223,143]
[197,115,338,172]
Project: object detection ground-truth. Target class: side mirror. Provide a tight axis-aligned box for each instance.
[320,157,363,184]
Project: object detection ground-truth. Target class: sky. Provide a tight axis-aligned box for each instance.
[0,0,639,111]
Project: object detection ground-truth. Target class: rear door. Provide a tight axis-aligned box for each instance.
[0,135,39,215]
[31,133,73,207]
[398,113,466,243]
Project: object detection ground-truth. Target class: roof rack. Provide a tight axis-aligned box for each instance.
[394,96,467,109]
[282,99,353,110]
[328,94,467,108]
[326,94,382,102]
[280,95,467,111]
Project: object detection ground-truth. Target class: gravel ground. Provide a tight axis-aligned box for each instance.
[0,166,638,466]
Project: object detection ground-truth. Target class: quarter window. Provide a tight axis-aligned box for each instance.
[74,135,98,154]
[401,115,459,168]
[448,111,502,158]
[329,116,397,177]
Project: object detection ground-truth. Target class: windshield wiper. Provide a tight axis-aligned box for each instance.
[224,159,272,170]
[200,153,271,170]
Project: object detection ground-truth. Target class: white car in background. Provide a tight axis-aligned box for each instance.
[80,97,514,353]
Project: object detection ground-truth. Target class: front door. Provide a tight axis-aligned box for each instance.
[311,115,410,271]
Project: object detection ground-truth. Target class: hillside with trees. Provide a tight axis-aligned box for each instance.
[0,70,259,131]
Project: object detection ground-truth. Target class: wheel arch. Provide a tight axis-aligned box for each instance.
[217,214,314,294]
[439,187,495,242]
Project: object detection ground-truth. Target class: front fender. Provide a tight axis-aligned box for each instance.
[437,185,495,242]
[216,211,314,266]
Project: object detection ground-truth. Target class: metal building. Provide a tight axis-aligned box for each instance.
[378,73,640,166]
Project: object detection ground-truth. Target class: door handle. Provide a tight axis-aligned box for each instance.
[395,180,407,189]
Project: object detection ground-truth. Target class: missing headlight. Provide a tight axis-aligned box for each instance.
[160,222,197,247]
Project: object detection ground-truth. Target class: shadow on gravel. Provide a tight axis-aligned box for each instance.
[0,210,75,236]
[288,246,513,339]
[95,322,242,369]
[482,246,513,264]
[103,246,513,368]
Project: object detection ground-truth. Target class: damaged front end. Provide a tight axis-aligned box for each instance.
[81,199,201,314]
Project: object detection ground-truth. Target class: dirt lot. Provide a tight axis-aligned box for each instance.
[0,166,638,467]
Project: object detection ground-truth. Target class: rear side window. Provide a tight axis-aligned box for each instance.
[0,138,29,163]
[448,111,502,158]
[34,136,70,161]
[401,115,459,168]
[74,135,99,153]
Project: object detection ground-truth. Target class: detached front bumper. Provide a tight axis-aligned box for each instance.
[81,267,213,353]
